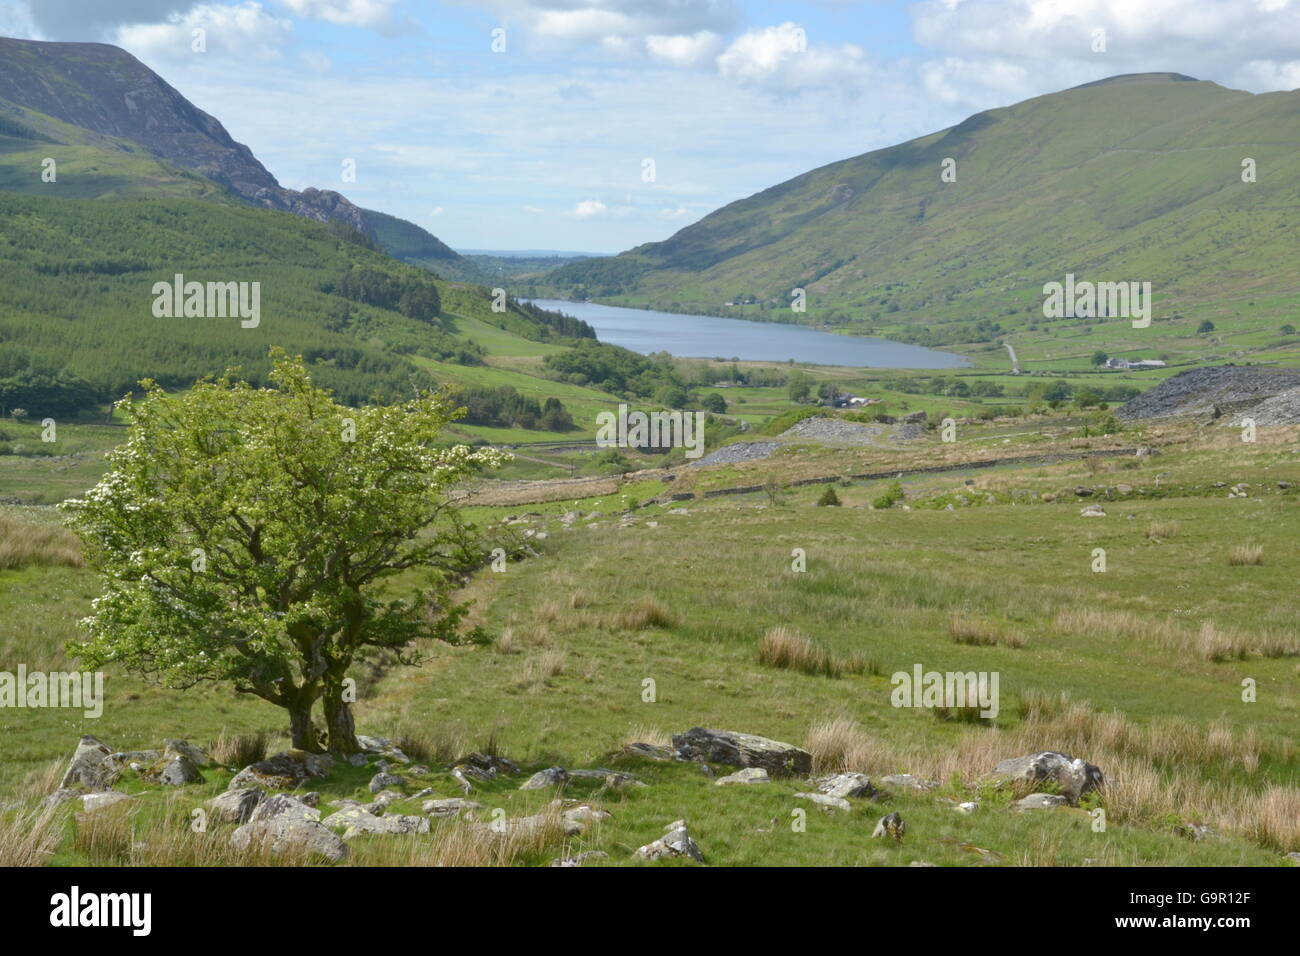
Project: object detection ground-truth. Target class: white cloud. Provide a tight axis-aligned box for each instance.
[115,2,293,61]
[523,205,546,213]
[0,1,42,38]
[646,30,721,67]
[911,0,1300,92]
[430,206,445,216]
[280,0,399,29]
[460,0,737,56]
[717,22,868,92]
[571,199,608,218]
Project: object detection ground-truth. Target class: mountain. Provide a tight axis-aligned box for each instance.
[0,36,462,267]
[547,73,1300,353]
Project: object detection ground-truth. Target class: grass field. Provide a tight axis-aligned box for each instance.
[3,410,1297,866]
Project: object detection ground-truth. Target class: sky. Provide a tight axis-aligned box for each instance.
[3,1,1300,253]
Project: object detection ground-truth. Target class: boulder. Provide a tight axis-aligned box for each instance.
[143,749,204,786]
[991,751,1104,805]
[162,739,212,767]
[715,768,770,786]
[324,805,430,838]
[1080,504,1106,517]
[671,728,811,776]
[228,750,334,792]
[250,793,320,824]
[880,774,937,792]
[1014,793,1069,811]
[80,790,131,813]
[208,787,265,824]
[794,792,851,811]
[558,804,611,835]
[636,820,704,863]
[59,735,114,791]
[520,767,569,790]
[623,742,680,762]
[231,815,347,862]
[567,768,645,789]
[423,797,483,818]
[816,772,875,799]
[368,772,406,793]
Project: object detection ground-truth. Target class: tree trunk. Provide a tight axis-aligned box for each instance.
[323,688,360,756]
[287,696,322,752]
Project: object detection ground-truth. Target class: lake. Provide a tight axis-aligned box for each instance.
[525,299,969,369]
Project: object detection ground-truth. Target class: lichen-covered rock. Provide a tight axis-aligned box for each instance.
[324,805,429,838]
[80,790,131,813]
[59,735,114,790]
[227,750,334,792]
[368,772,405,793]
[794,792,851,811]
[715,768,770,786]
[636,820,704,863]
[671,728,811,776]
[231,815,347,862]
[143,750,204,786]
[880,774,938,792]
[991,751,1104,805]
[250,793,320,824]
[162,739,212,767]
[520,767,569,790]
[1014,793,1069,811]
[816,772,875,799]
[423,797,483,817]
[568,768,645,789]
[208,787,265,824]
[558,803,611,835]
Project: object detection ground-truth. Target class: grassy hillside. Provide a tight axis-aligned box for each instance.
[4,417,1298,866]
[0,191,605,418]
[544,74,1300,370]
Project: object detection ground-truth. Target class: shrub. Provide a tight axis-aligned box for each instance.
[816,486,841,507]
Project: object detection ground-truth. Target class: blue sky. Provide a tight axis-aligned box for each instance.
[4,1,1300,253]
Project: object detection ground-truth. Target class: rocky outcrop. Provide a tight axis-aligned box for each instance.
[59,735,113,790]
[991,752,1104,805]
[228,751,334,792]
[671,728,812,776]
[636,820,704,863]
[208,787,265,824]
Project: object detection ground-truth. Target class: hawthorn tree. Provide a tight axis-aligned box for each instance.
[62,351,505,755]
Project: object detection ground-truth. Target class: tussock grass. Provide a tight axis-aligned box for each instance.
[0,513,82,570]
[0,803,62,866]
[758,625,871,678]
[1145,520,1179,540]
[1228,543,1264,566]
[515,647,567,689]
[614,598,678,631]
[948,612,1026,648]
[210,729,267,769]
